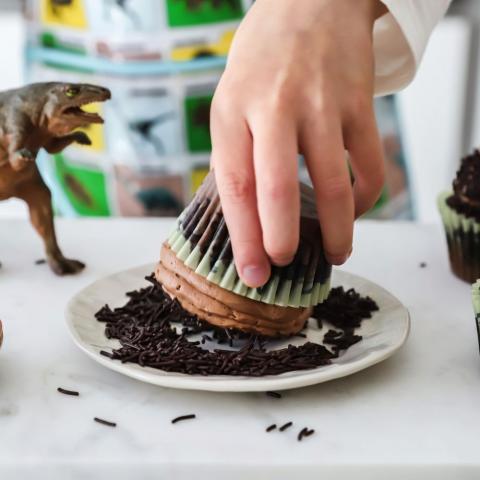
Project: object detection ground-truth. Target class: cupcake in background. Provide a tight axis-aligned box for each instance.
[438,149,480,283]
[472,280,480,353]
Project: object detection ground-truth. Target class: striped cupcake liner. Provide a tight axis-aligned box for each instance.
[438,192,480,283]
[472,280,480,354]
[166,172,331,308]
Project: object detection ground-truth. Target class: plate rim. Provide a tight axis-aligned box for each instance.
[65,264,410,392]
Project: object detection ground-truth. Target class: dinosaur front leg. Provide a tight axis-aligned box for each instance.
[45,132,92,154]
[10,148,35,171]
[5,115,37,171]
[15,173,85,275]
[7,131,36,171]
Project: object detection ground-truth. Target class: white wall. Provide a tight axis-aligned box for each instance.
[0,10,26,218]
[397,17,472,224]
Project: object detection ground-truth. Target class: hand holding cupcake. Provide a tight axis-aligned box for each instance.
[156,171,331,337]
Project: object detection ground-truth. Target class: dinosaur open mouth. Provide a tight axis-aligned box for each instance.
[63,104,104,123]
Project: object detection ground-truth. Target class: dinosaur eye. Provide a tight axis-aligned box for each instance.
[66,86,80,98]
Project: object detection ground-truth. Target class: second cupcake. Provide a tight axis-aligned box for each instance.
[438,149,480,283]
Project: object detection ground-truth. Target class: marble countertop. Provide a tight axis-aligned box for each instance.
[0,218,479,480]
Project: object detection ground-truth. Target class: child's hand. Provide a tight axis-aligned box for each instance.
[211,0,386,287]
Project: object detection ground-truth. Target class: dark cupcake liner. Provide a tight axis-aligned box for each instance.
[438,192,480,283]
[167,171,331,307]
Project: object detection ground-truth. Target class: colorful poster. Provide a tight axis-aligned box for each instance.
[165,0,243,27]
[53,153,110,216]
[190,163,210,194]
[41,0,88,30]
[26,0,412,220]
[113,165,185,216]
[184,93,213,153]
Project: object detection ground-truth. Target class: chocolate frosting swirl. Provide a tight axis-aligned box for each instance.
[447,149,480,220]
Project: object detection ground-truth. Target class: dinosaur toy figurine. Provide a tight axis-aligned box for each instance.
[0,82,111,275]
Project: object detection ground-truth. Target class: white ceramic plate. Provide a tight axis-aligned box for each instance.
[66,264,410,392]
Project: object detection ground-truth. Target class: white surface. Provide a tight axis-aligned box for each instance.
[0,218,479,479]
[67,265,410,392]
[397,17,472,223]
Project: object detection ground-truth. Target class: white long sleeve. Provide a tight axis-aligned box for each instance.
[373,0,452,95]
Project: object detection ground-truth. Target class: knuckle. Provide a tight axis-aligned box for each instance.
[220,172,254,205]
[266,79,297,116]
[359,166,386,207]
[317,175,352,202]
[211,82,240,119]
[210,93,232,120]
[346,90,372,121]
[262,177,297,202]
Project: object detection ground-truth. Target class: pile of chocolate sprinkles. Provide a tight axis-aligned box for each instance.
[95,276,378,377]
[313,286,379,355]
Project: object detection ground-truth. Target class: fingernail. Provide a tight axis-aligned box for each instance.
[241,264,269,288]
[328,250,352,265]
[329,256,347,265]
[271,255,294,267]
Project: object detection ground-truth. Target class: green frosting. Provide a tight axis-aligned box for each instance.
[437,192,480,235]
[473,280,480,316]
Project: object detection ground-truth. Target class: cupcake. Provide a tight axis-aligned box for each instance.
[473,280,480,353]
[156,171,332,337]
[438,149,480,283]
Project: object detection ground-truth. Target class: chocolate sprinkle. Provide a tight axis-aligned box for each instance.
[297,427,309,441]
[94,417,116,427]
[279,422,293,432]
[266,391,282,399]
[172,414,196,424]
[94,276,378,377]
[323,329,362,355]
[57,387,79,396]
[419,262,427,268]
[266,424,277,432]
[313,286,379,330]
[297,427,315,441]
[35,259,46,265]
